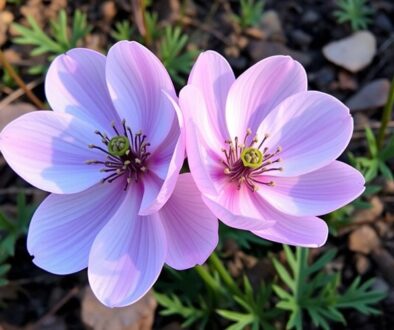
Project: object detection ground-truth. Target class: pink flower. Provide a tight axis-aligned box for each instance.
[179,52,364,247]
[0,42,218,307]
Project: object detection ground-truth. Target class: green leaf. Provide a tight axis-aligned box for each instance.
[306,248,337,275]
[272,258,295,290]
[380,134,394,160]
[365,127,378,157]
[378,160,393,180]
[0,264,11,276]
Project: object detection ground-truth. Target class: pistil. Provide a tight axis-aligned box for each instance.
[222,129,282,191]
[86,119,150,190]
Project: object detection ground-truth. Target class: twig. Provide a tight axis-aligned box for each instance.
[0,78,43,110]
[27,286,80,330]
[0,49,44,109]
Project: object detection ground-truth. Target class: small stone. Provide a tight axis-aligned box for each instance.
[346,79,391,112]
[355,254,370,275]
[101,1,117,22]
[301,10,320,25]
[375,13,392,34]
[248,40,311,66]
[372,277,390,294]
[81,287,157,330]
[352,196,384,224]
[0,11,14,46]
[336,71,358,91]
[371,247,394,287]
[349,225,380,254]
[260,10,285,41]
[309,67,336,90]
[291,29,312,47]
[323,31,377,72]
[384,179,394,194]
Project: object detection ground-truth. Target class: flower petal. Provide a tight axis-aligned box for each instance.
[188,50,235,141]
[45,48,120,132]
[27,181,126,274]
[202,181,275,231]
[106,41,176,150]
[88,183,167,307]
[226,56,307,138]
[139,92,185,215]
[0,111,103,193]
[257,161,365,216]
[159,173,218,270]
[257,91,353,177]
[179,86,224,196]
[252,212,328,248]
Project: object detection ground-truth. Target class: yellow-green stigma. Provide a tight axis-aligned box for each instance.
[241,147,263,169]
[108,136,129,156]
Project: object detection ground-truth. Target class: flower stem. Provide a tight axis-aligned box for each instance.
[0,49,44,109]
[377,77,394,149]
[209,251,241,296]
[194,265,222,295]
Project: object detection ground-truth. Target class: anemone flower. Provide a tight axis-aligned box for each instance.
[179,52,364,247]
[0,41,218,307]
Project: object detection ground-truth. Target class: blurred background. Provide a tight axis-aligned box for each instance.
[0,0,394,329]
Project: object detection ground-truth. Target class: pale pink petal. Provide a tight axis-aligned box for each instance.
[252,212,328,247]
[159,173,218,270]
[139,93,185,215]
[202,181,275,231]
[106,41,176,150]
[226,56,307,138]
[257,161,365,216]
[183,119,223,197]
[180,85,225,151]
[257,91,353,177]
[179,86,224,196]
[0,111,103,193]
[27,181,126,274]
[45,48,120,132]
[188,51,235,141]
[88,183,167,307]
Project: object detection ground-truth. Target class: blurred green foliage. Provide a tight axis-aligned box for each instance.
[111,21,135,42]
[0,194,35,287]
[334,0,373,31]
[233,0,265,29]
[158,26,198,85]
[273,246,386,330]
[12,9,92,74]
[156,246,385,329]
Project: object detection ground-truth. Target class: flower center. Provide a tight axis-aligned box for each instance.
[85,120,150,190]
[221,129,282,192]
[241,147,263,169]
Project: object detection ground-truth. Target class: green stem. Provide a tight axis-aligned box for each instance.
[194,265,222,295]
[209,251,241,296]
[377,77,394,149]
[294,247,307,303]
